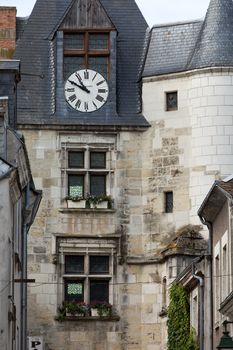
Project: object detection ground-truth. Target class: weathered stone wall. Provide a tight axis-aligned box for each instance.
[23,68,233,350]
[143,69,233,228]
[23,127,171,350]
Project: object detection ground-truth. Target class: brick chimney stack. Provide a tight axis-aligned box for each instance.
[0,7,16,59]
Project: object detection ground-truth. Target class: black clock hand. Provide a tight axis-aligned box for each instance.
[75,73,90,90]
[68,80,90,93]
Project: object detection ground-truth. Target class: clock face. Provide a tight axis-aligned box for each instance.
[64,69,109,113]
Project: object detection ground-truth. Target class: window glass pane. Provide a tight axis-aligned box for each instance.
[64,33,84,50]
[166,91,178,111]
[89,33,108,50]
[68,151,84,168]
[64,56,85,80]
[90,175,106,196]
[90,152,106,169]
[165,191,173,213]
[65,255,84,274]
[65,280,84,302]
[89,256,109,274]
[88,57,108,78]
[90,280,109,302]
[68,174,84,197]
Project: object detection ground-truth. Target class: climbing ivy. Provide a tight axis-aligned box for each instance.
[167,284,199,350]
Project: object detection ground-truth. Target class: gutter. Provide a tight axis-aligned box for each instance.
[192,264,204,350]
[198,215,213,350]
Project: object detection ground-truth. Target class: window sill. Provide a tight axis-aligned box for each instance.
[56,315,120,322]
[59,208,115,213]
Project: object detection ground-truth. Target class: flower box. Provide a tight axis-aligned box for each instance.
[90,201,108,209]
[67,199,86,209]
[90,301,112,317]
[90,308,99,317]
[66,311,85,317]
[90,307,111,317]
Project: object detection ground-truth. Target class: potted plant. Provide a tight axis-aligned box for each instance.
[65,301,88,316]
[65,195,86,209]
[56,301,88,320]
[86,194,113,209]
[90,301,112,317]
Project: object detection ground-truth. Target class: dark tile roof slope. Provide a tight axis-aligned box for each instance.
[16,17,28,40]
[143,0,233,78]
[188,0,233,70]
[14,0,149,128]
[217,179,233,198]
[143,20,203,77]
[198,178,233,222]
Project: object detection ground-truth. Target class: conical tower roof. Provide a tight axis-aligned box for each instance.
[188,0,233,69]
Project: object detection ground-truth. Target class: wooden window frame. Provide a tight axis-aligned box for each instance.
[66,148,109,197]
[63,30,111,79]
[63,253,111,304]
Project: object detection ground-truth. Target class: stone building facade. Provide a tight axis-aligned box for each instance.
[0,62,41,350]
[12,0,233,349]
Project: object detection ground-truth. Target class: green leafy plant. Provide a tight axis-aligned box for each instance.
[56,301,88,321]
[167,284,199,350]
[86,194,113,209]
[90,301,112,316]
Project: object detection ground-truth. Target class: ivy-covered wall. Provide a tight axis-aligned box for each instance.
[167,284,199,350]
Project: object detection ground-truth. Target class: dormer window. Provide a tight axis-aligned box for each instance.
[63,31,110,80]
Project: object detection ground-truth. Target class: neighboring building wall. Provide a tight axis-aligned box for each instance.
[0,81,41,350]
[212,201,230,348]
[0,7,16,58]
[143,69,233,231]
[0,178,12,350]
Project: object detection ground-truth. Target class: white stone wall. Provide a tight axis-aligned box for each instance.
[189,71,233,220]
[143,69,233,226]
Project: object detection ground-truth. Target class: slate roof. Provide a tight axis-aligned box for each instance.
[14,0,149,128]
[143,0,233,77]
[198,178,233,223]
[143,20,202,77]
[188,0,233,70]
[16,17,28,40]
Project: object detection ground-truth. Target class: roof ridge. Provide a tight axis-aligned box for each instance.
[151,18,203,30]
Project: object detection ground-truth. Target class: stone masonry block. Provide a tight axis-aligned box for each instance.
[209,76,232,86]
[213,136,229,145]
[207,95,225,106]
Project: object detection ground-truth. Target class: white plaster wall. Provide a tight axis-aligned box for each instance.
[143,70,233,227]
[189,72,233,221]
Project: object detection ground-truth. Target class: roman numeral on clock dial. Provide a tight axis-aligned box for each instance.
[84,102,89,111]
[69,94,77,102]
[98,89,107,94]
[75,100,81,109]
[96,80,105,86]
[96,95,104,103]
[84,70,89,79]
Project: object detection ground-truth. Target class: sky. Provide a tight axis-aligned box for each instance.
[0,0,210,26]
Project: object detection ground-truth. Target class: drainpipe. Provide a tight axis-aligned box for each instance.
[192,264,204,350]
[21,183,30,350]
[199,216,213,350]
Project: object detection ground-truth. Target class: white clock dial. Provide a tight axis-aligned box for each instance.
[64,69,109,113]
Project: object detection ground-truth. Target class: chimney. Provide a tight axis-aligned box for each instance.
[0,7,16,59]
